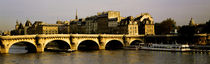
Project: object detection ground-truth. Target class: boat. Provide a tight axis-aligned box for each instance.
[138,43,191,52]
[189,45,210,52]
[45,48,75,52]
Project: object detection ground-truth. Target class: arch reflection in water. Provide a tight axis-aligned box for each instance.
[78,40,99,50]
[105,40,124,50]
[9,42,37,53]
[44,40,71,52]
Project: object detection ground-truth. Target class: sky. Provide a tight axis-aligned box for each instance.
[0,0,210,31]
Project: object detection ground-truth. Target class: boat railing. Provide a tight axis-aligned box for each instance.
[144,44,191,49]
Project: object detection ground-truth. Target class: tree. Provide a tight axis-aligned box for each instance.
[178,26,196,36]
[177,25,196,44]
[158,18,176,34]
[195,24,205,34]
[155,23,161,34]
[203,20,210,33]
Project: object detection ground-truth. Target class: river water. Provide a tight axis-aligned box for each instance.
[1,49,210,64]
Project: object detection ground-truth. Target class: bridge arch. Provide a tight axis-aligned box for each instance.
[105,40,124,50]
[129,40,144,46]
[77,40,99,50]
[8,41,37,53]
[44,40,71,52]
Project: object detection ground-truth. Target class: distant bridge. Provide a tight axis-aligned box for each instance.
[0,34,145,53]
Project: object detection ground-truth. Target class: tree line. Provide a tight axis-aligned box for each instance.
[155,18,210,35]
[155,18,210,44]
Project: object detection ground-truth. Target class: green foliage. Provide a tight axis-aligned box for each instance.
[178,25,196,36]
[156,18,176,34]
[176,20,210,44]
[155,23,161,34]
[195,24,205,33]
[177,25,196,44]
[203,20,210,33]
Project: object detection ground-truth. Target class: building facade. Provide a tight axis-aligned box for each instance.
[128,21,138,35]
[134,13,155,35]
[11,11,155,35]
[12,20,70,35]
[68,11,155,35]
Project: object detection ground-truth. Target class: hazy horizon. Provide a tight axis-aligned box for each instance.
[0,0,210,31]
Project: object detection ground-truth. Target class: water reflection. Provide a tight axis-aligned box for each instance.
[1,50,210,64]
[9,45,28,53]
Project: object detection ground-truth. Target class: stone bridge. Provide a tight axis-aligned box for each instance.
[0,34,145,53]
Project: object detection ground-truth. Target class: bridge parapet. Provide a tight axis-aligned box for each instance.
[37,34,70,38]
[71,34,99,38]
[125,35,145,37]
[100,34,124,38]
